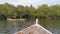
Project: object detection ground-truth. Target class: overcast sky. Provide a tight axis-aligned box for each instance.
[0,0,60,7]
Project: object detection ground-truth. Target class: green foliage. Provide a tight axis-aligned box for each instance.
[0,3,60,19]
[17,5,25,18]
[0,3,16,18]
[37,4,49,17]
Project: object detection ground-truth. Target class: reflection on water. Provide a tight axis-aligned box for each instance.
[0,19,60,34]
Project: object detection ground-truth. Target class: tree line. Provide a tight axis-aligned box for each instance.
[0,3,60,20]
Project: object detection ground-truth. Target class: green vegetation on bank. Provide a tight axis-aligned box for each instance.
[0,3,60,20]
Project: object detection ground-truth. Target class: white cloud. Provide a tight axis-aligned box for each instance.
[0,0,60,8]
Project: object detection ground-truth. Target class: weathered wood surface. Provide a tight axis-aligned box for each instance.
[15,24,52,34]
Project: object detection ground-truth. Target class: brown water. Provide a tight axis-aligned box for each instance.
[0,19,60,34]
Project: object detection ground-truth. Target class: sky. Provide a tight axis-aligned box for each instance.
[0,0,60,8]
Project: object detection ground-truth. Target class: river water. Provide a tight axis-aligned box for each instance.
[0,19,60,34]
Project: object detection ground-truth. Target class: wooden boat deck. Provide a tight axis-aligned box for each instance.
[15,19,52,34]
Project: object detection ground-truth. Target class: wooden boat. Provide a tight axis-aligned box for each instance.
[7,18,25,21]
[15,18,52,34]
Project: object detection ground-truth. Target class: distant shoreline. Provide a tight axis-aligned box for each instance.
[7,18,26,21]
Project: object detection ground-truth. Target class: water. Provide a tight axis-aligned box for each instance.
[0,19,60,34]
